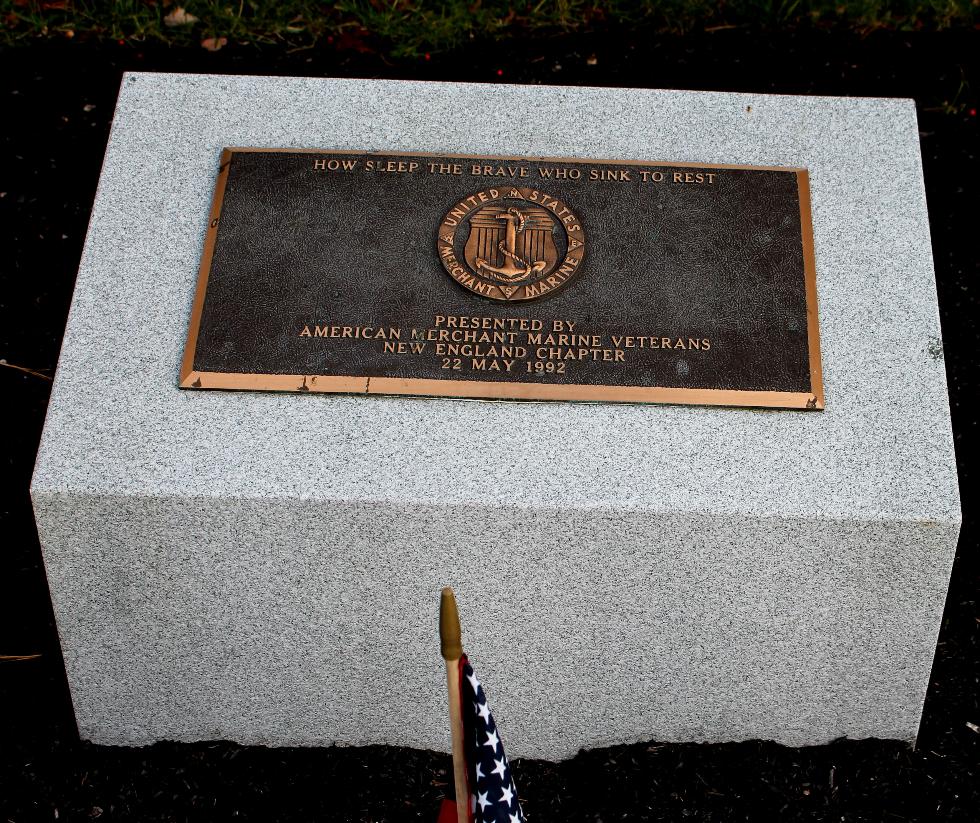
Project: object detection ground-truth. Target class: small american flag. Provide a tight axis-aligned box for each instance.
[458,654,525,823]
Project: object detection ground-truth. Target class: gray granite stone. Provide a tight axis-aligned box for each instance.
[31,73,960,760]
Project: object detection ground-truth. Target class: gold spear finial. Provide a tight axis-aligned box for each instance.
[440,587,462,661]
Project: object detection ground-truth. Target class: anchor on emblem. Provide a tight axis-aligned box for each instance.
[470,206,554,284]
[444,188,585,302]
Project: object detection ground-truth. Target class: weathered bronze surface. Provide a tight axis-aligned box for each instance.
[181,149,824,409]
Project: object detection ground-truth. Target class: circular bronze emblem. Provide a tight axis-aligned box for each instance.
[437,187,586,301]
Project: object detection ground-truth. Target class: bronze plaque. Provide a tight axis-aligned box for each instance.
[181,150,823,409]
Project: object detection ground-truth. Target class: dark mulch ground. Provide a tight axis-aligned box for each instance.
[0,25,977,822]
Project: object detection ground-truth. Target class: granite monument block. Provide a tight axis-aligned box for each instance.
[31,73,960,759]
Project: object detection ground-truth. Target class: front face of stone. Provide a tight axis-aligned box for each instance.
[181,150,822,409]
[31,75,961,758]
[31,495,960,758]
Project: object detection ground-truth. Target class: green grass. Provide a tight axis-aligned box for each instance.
[1,1,977,57]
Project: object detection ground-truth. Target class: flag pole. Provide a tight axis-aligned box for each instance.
[440,587,469,823]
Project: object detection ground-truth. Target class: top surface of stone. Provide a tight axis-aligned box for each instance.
[32,73,960,524]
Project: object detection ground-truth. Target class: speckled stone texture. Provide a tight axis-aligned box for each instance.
[31,74,959,760]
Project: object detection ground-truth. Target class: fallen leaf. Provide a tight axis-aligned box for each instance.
[201,36,228,51]
[164,7,199,27]
[334,28,373,53]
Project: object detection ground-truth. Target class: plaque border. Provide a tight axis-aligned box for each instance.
[180,149,825,410]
